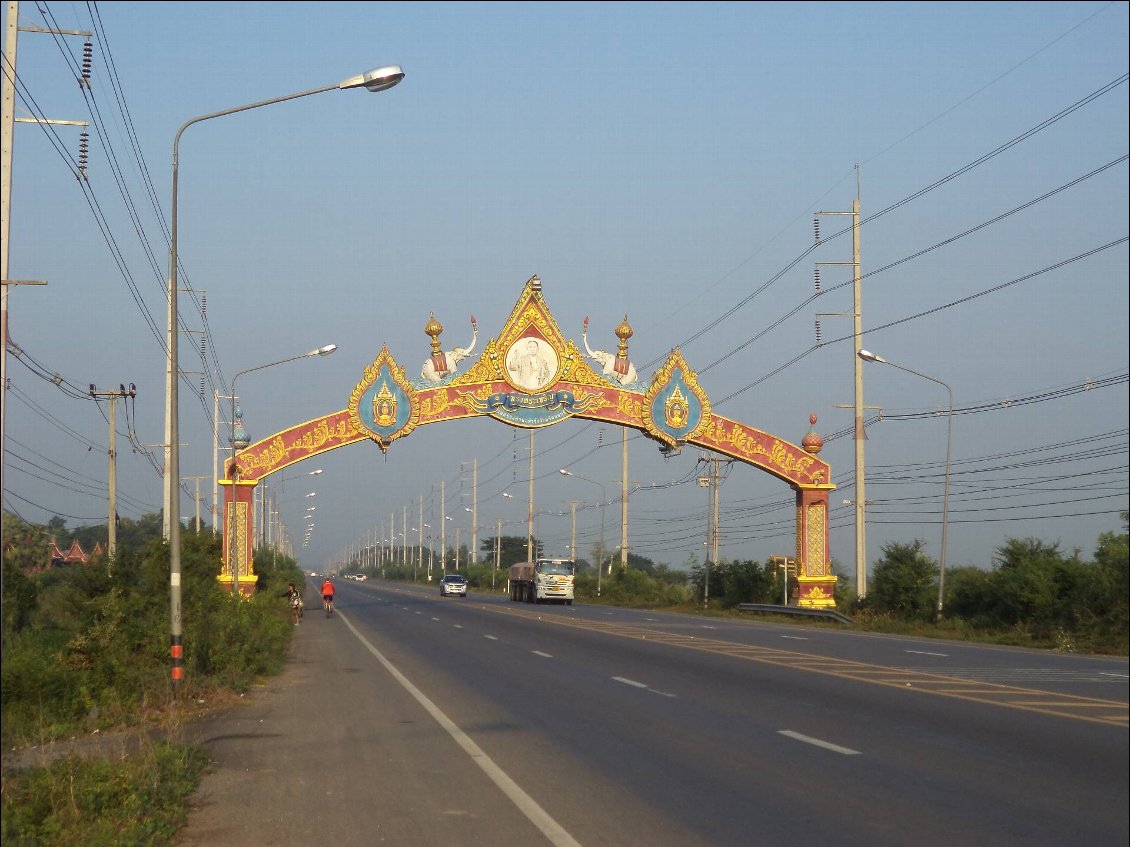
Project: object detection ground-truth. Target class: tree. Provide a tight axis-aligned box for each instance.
[1085,513,1129,646]
[478,534,539,570]
[716,559,777,607]
[989,538,1078,634]
[869,540,936,621]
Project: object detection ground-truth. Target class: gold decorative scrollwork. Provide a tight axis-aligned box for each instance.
[805,503,826,577]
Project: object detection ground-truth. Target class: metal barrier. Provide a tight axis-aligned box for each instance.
[737,603,853,625]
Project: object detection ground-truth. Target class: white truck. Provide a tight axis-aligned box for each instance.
[508,558,575,605]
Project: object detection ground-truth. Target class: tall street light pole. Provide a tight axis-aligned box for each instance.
[858,350,953,621]
[559,469,606,597]
[229,345,335,595]
[164,64,403,690]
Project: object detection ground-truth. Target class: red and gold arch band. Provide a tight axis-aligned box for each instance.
[220,277,836,606]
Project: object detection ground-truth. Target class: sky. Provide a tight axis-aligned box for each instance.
[3,1,1127,588]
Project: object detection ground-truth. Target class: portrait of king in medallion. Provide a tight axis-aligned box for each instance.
[505,336,558,393]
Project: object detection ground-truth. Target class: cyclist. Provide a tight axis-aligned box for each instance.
[283,582,303,625]
[321,577,335,615]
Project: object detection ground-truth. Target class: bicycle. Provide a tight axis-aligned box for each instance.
[323,594,334,616]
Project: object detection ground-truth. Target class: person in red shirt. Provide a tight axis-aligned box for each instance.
[321,578,335,614]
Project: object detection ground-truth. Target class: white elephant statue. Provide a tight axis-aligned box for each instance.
[420,316,478,383]
[582,316,638,386]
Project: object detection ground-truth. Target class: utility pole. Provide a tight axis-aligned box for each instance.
[697,465,710,604]
[3,2,89,524]
[699,455,732,607]
[440,478,446,573]
[816,168,867,598]
[183,475,209,533]
[768,555,796,605]
[620,430,628,570]
[89,384,136,560]
[711,458,722,566]
[212,390,233,536]
[565,499,582,560]
[494,518,502,589]
[471,457,478,566]
[527,431,535,562]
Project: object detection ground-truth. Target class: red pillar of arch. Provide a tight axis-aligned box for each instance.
[219,476,258,596]
[794,485,837,608]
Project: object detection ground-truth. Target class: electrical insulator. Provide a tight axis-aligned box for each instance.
[813,218,820,244]
[200,376,206,398]
[77,131,89,180]
[81,41,93,87]
[201,293,206,317]
[813,267,821,293]
[814,320,822,345]
[200,337,206,359]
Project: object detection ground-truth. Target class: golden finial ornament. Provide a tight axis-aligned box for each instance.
[614,315,633,358]
[801,413,824,455]
[424,313,444,355]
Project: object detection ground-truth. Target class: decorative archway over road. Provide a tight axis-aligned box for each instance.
[221,277,836,605]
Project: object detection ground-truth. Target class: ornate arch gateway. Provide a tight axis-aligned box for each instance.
[221,276,837,606]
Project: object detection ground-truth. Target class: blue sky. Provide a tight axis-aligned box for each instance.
[4,1,1127,584]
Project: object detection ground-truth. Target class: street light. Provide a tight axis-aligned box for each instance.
[559,468,606,597]
[258,459,324,545]
[164,65,403,689]
[858,349,953,620]
[277,468,323,492]
[227,346,335,596]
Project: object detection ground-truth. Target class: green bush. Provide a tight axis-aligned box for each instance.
[1,742,210,847]
[1,522,299,749]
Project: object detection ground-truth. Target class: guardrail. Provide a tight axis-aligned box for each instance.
[737,603,853,625]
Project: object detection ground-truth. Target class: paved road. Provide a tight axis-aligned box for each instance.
[176,594,550,847]
[174,579,1129,847]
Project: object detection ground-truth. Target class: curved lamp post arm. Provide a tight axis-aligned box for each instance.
[858,350,952,620]
[230,345,336,450]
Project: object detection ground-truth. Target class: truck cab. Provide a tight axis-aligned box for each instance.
[508,557,576,605]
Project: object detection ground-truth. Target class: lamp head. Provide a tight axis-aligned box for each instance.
[857,349,886,363]
[339,65,405,92]
[559,469,572,477]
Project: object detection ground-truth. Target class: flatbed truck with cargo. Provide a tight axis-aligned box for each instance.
[508,558,575,605]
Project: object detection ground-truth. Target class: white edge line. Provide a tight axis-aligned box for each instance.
[613,677,649,689]
[338,610,582,847]
[532,650,553,658]
[779,730,860,756]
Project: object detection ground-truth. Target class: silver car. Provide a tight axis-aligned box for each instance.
[440,574,467,597]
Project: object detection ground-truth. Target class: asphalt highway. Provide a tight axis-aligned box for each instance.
[176,577,1129,847]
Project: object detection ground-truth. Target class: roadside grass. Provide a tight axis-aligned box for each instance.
[1,741,210,847]
[1,532,304,846]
